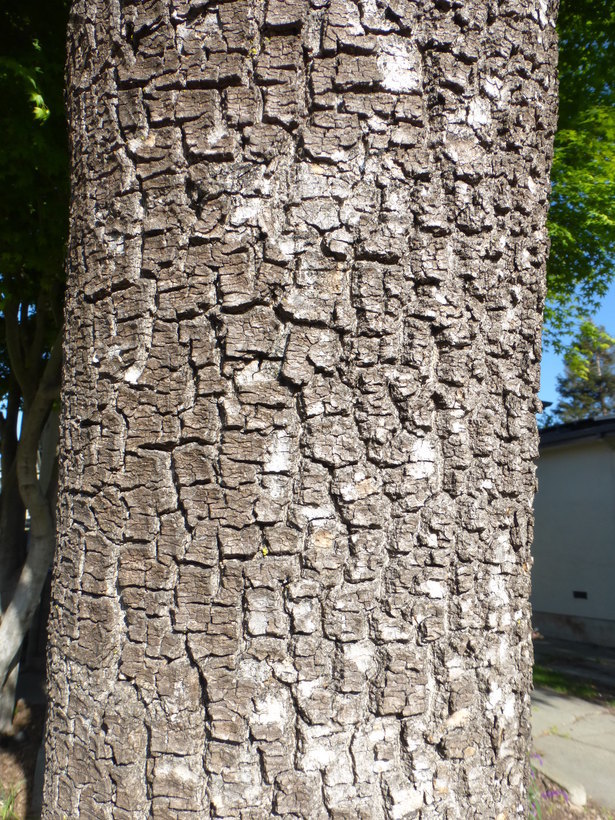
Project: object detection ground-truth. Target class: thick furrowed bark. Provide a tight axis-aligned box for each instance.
[46,0,558,817]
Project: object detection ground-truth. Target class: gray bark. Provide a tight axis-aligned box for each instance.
[0,379,27,605]
[0,301,62,732]
[0,380,27,732]
[0,340,61,694]
[45,0,558,817]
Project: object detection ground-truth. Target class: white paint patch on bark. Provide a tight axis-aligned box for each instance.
[445,708,471,730]
[247,611,269,635]
[264,429,293,473]
[488,575,509,607]
[229,200,261,226]
[488,684,502,708]
[105,232,125,254]
[377,39,421,93]
[206,124,228,146]
[421,580,446,599]
[252,693,287,726]
[296,678,324,698]
[467,97,491,128]
[154,757,201,785]
[343,640,374,673]
[301,740,336,770]
[124,364,144,384]
[407,437,436,478]
[387,775,424,818]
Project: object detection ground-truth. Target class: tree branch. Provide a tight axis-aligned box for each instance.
[26,302,48,383]
[17,333,62,537]
[5,300,34,406]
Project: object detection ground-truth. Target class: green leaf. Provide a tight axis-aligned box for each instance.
[544,0,615,348]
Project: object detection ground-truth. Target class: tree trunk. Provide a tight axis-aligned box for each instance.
[0,363,59,733]
[0,378,27,605]
[45,0,558,816]
[0,339,61,694]
[0,379,27,733]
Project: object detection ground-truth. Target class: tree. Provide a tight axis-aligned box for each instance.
[44,0,558,816]
[0,0,69,732]
[545,0,615,348]
[549,320,615,422]
[1,0,607,726]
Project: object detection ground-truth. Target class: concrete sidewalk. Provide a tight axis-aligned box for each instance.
[532,687,615,809]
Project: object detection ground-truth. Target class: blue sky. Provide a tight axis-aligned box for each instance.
[539,281,615,407]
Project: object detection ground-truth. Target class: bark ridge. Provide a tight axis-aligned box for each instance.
[45,0,558,817]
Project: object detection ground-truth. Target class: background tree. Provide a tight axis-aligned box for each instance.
[545,0,615,348]
[549,320,615,422]
[0,0,68,731]
[43,0,558,816]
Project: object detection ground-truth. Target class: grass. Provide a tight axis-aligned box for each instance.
[0,782,21,820]
[533,664,615,707]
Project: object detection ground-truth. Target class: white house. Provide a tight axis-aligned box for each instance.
[532,417,615,648]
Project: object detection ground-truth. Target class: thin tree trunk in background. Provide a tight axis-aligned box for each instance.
[46,0,558,816]
[0,380,27,733]
[0,305,61,732]
[0,340,61,696]
[0,380,27,599]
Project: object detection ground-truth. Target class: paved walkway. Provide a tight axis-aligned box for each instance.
[532,682,615,810]
[532,687,615,809]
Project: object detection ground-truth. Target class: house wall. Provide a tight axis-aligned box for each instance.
[532,436,615,647]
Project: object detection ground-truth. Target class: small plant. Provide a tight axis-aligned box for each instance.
[528,760,543,819]
[528,754,570,819]
[0,781,21,820]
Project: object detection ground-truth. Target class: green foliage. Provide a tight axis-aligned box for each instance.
[0,1,69,403]
[0,1,69,308]
[545,0,615,348]
[565,319,615,379]
[0,54,50,123]
[548,319,615,422]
